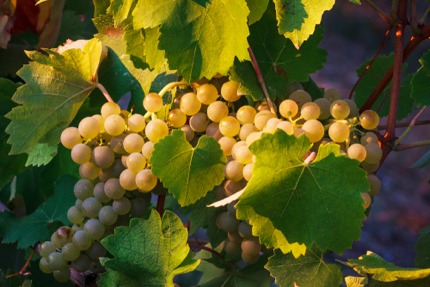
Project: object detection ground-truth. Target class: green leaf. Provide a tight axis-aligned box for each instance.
[274,0,307,34]
[231,5,326,100]
[345,276,367,287]
[107,0,136,27]
[411,50,430,107]
[347,252,430,282]
[151,130,226,206]
[133,0,250,82]
[411,151,430,168]
[368,277,430,287]
[266,248,343,287]
[25,144,58,167]
[99,209,200,287]
[349,0,362,4]
[5,39,103,160]
[245,0,270,25]
[415,226,430,268]
[0,175,77,248]
[354,54,413,120]
[236,131,368,253]
[283,0,335,48]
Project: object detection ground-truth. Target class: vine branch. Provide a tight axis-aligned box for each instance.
[364,0,392,25]
[5,249,36,279]
[156,194,166,217]
[394,106,428,145]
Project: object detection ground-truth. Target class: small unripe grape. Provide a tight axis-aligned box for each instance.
[51,227,73,248]
[123,133,144,154]
[67,206,84,224]
[104,114,126,136]
[101,102,121,118]
[47,252,67,270]
[359,110,379,130]
[145,119,169,143]
[81,197,102,218]
[143,92,163,112]
[61,127,82,149]
[112,197,132,215]
[238,221,253,239]
[361,192,372,209]
[168,108,187,128]
[207,101,229,123]
[289,90,312,108]
[221,80,241,102]
[53,268,70,283]
[71,254,91,272]
[330,100,350,119]
[74,179,94,200]
[328,121,350,143]
[197,83,218,105]
[236,105,257,124]
[219,116,240,137]
[180,92,201,116]
[78,117,100,140]
[72,230,92,251]
[39,257,53,273]
[279,99,299,118]
[61,242,80,261]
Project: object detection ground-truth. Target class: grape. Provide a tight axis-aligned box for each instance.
[301,119,325,143]
[236,105,257,125]
[360,132,378,145]
[145,119,169,143]
[228,231,242,245]
[71,254,91,272]
[67,206,84,224]
[119,169,138,190]
[223,239,242,257]
[289,90,312,108]
[79,162,100,180]
[361,192,372,209]
[367,174,381,196]
[101,102,121,118]
[86,241,106,261]
[92,114,105,133]
[225,160,244,182]
[219,116,240,137]
[364,143,382,164]
[72,230,92,251]
[238,221,253,239]
[206,122,222,140]
[218,136,237,156]
[81,197,102,218]
[231,141,247,159]
[276,121,294,135]
[328,121,350,143]
[180,125,195,142]
[127,113,146,132]
[359,110,379,130]
[241,238,261,264]
[126,152,147,172]
[39,257,53,274]
[234,145,253,165]
[167,108,187,128]
[330,100,350,119]
[323,88,341,102]
[74,179,94,200]
[110,134,127,155]
[221,80,241,102]
[216,212,240,232]
[61,242,81,261]
[135,169,158,192]
[254,110,276,130]
[93,182,109,203]
[239,123,257,141]
[294,128,305,138]
[256,102,270,111]
[279,99,299,118]
[53,268,70,283]
[104,178,126,199]
[242,163,253,181]
[123,133,144,154]
[245,131,262,146]
[189,112,210,132]
[197,83,218,104]
[71,143,91,164]
[141,141,155,160]
[361,161,380,173]
[84,219,105,240]
[39,241,56,258]
[314,98,331,120]
[224,179,246,197]
[347,143,367,162]
[227,201,237,216]
[47,252,67,270]
[92,145,115,169]
[75,199,83,210]
[143,92,163,113]
[61,127,82,149]
[207,101,229,122]
[180,92,201,116]
[51,226,73,248]
[112,197,132,215]
[98,205,118,226]
[104,114,126,136]
[263,118,282,133]
[344,99,359,117]
[301,102,321,120]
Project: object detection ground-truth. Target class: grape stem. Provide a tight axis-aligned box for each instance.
[394,139,430,151]
[378,119,430,130]
[156,194,166,217]
[247,43,277,114]
[394,106,427,146]
[5,248,36,279]
[304,152,317,166]
[364,0,393,25]
[158,81,188,97]
[96,83,114,103]
[188,238,224,259]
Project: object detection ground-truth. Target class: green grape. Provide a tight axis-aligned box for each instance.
[197,83,219,105]
[123,133,145,154]
[219,116,241,137]
[78,117,100,140]
[93,182,110,203]
[225,160,244,182]
[99,159,125,182]
[367,174,382,196]
[72,230,92,251]
[67,206,84,224]
[51,226,73,248]
[218,136,237,156]
[70,254,91,272]
[60,127,82,149]
[360,132,379,145]
[84,219,105,240]
[228,231,242,245]
[180,125,195,142]
[135,169,158,192]
[145,119,169,143]
[236,105,257,125]
[104,178,126,199]
[241,238,261,264]
[141,141,155,160]
[126,152,147,172]
[92,114,105,133]
[344,99,359,117]
[279,99,299,118]
[323,88,342,102]
[189,112,210,133]
[119,169,138,190]
[328,121,350,143]
[92,145,115,169]
[216,211,240,232]
[39,257,53,274]
[167,108,187,128]
[127,113,146,132]
[294,128,305,138]
[313,98,331,120]
[242,163,253,181]
[302,119,325,143]
[86,241,106,261]
[112,197,132,215]
[39,241,56,258]
[53,268,70,283]
[361,161,380,173]
[206,122,222,140]
[110,134,127,155]
[361,192,372,209]
[359,110,380,130]
[79,162,100,180]
[263,118,282,133]
[207,101,229,123]
[238,221,253,239]
[347,143,367,162]
[254,110,276,131]
[289,89,312,108]
[61,242,81,262]
[101,102,121,118]
[47,252,67,270]
[301,102,321,120]
[75,199,83,210]
[81,197,102,218]
[330,100,350,119]
[143,92,163,113]
[74,179,94,200]
[234,145,253,165]
[245,131,262,146]
[98,205,118,226]
[364,143,382,164]
[223,239,242,257]
[231,141,247,159]
[104,114,126,136]
[239,123,257,141]
[180,92,201,116]
[276,121,294,135]
[71,143,91,164]
[221,80,241,102]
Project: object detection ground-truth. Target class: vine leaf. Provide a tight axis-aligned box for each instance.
[151,130,226,206]
[274,0,307,34]
[346,252,430,282]
[230,4,326,100]
[411,50,430,107]
[235,130,368,253]
[414,226,430,268]
[345,276,367,287]
[132,0,250,82]
[0,175,77,249]
[266,248,343,287]
[245,0,270,25]
[99,209,200,287]
[368,277,430,287]
[5,39,103,163]
[283,0,335,48]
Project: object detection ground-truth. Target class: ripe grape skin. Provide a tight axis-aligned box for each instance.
[123,133,145,154]
[367,174,382,196]
[104,178,126,199]
[74,179,94,200]
[127,113,146,132]
[279,99,299,118]
[206,122,222,140]
[112,197,132,215]
[288,90,312,108]
[323,88,341,102]
[219,116,241,137]
[71,143,92,164]
[239,123,257,141]
[143,92,163,113]
[360,132,379,145]
[221,80,241,102]
[216,211,240,232]
[276,121,294,135]
[101,102,121,118]
[78,117,100,140]
[84,219,105,240]
[180,92,201,116]
[141,141,155,160]
[39,241,56,258]
[313,98,331,120]
[330,100,350,120]
[254,110,276,131]
[236,105,257,124]
[301,102,321,120]
[72,230,92,251]
[104,114,126,136]
[225,160,244,182]
[364,143,382,164]
[60,127,82,149]
[67,206,84,224]
[359,110,380,130]
[196,83,219,105]
[218,136,237,157]
[145,119,169,143]
[302,119,325,143]
[347,143,367,162]
[135,169,158,192]
[189,112,210,133]
[98,205,118,226]
[79,162,100,180]
[81,197,102,218]
[207,101,229,123]
[328,121,350,143]
[126,152,147,172]
[168,108,187,128]
[119,168,138,190]
[92,145,115,169]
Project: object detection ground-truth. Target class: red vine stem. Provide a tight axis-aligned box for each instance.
[5,249,36,279]
[394,106,428,145]
[97,83,114,102]
[188,239,223,259]
[156,194,166,217]
[364,0,393,25]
